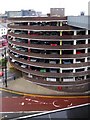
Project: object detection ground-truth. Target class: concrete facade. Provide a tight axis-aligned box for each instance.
[50,8,65,17]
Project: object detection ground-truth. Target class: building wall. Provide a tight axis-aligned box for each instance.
[5,10,38,17]
[0,27,7,37]
[50,8,65,17]
[7,17,89,93]
[67,16,89,29]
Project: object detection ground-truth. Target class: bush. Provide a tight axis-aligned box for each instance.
[0,58,7,66]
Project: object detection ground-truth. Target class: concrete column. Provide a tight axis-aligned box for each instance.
[60,31,62,64]
[86,30,88,35]
[60,40,62,45]
[57,22,59,26]
[28,30,30,35]
[73,77,75,81]
[85,57,87,62]
[85,48,88,53]
[59,58,62,65]
[74,30,77,35]
[28,73,32,78]
[28,39,30,45]
[86,39,88,44]
[84,75,86,80]
[73,49,76,54]
[85,67,87,71]
[28,22,30,26]
[73,58,76,63]
[60,31,62,36]
[73,69,75,73]
[60,22,62,26]
[60,68,62,73]
[74,40,76,45]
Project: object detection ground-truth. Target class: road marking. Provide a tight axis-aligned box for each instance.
[9,103,89,120]
[21,102,24,106]
[0,87,90,99]
[0,111,42,113]
[53,100,60,108]
[12,96,18,98]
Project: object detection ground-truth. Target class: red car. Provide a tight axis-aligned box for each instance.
[0,72,3,76]
[51,44,57,46]
[76,51,81,54]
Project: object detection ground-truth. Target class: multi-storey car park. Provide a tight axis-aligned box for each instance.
[7,16,90,93]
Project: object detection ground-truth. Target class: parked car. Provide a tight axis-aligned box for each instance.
[46,78,56,82]
[50,44,57,46]
[21,64,27,68]
[63,60,71,64]
[76,61,81,63]
[49,60,56,64]
[14,54,19,58]
[30,58,37,62]
[40,69,46,73]
[76,51,81,54]
[50,69,57,73]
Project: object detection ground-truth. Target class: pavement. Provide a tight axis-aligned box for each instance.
[0,77,70,96]
[0,77,90,96]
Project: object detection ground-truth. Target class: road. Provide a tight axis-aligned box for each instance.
[0,88,89,119]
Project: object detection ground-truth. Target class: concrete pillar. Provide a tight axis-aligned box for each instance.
[86,30,88,35]
[84,75,86,80]
[57,22,59,26]
[73,77,75,81]
[73,49,76,54]
[28,22,30,26]
[74,30,77,35]
[60,31,62,64]
[28,30,30,35]
[60,68,62,73]
[86,39,88,44]
[74,40,76,45]
[73,58,76,63]
[85,67,87,71]
[60,22,62,26]
[28,73,32,78]
[60,40,62,45]
[73,69,75,73]
[28,39,30,45]
[85,48,88,53]
[85,57,87,62]
[60,31,62,36]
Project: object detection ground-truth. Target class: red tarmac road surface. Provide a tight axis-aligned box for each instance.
[0,96,89,112]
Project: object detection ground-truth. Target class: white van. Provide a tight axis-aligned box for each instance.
[30,59,37,62]
[49,60,56,64]
[46,78,56,82]
[63,77,75,82]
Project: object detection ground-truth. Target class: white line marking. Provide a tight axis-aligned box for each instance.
[10,103,89,120]
[53,100,60,108]
[12,96,17,98]
[32,100,39,103]
[0,111,43,113]
[67,103,72,107]
[21,102,24,106]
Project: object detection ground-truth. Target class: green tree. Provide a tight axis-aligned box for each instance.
[0,58,7,67]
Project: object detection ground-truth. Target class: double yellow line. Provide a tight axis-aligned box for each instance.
[0,87,90,99]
